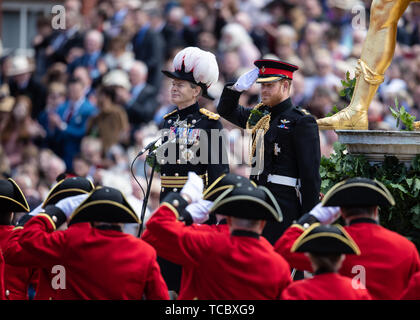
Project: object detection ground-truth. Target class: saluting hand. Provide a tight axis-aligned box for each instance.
[186,199,213,224]
[55,194,90,219]
[181,172,204,204]
[309,203,341,224]
[233,67,259,92]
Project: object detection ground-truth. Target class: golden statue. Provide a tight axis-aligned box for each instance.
[317,0,420,131]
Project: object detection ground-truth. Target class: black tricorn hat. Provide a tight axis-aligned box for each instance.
[322,177,395,208]
[68,186,139,225]
[203,173,257,202]
[162,65,214,101]
[43,177,95,207]
[254,59,299,83]
[291,223,360,255]
[209,182,282,221]
[0,178,30,213]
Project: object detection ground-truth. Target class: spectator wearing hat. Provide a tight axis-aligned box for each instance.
[0,178,34,300]
[7,55,47,119]
[217,59,321,245]
[0,84,15,134]
[145,172,291,299]
[6,185,168,300]
[281,223,372,300]
[46,76,97,170]
[275,177,420,300]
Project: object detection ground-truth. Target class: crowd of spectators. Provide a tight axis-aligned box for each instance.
[0,0,419,219]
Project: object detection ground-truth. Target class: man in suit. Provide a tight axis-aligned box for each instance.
[131,7,164,89]
[7,55,47,119]
[217,59,321,244]
[124,60,158,127]
[47,77,97,170]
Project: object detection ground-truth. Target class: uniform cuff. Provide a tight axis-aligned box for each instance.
[15,214,33,227]
[161,192,193,225]
[296,213,319,228]
[43,205,67,229]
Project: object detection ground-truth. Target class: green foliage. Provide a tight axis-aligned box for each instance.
[145,145,161,173]
[389,98,416,131]
[248,107,270,127]
[320,142,420,250]
[325,72,356,117]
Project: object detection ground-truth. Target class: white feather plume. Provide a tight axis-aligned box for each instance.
[172,47,219,88]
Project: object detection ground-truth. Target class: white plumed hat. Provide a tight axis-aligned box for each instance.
[162,47,219,100]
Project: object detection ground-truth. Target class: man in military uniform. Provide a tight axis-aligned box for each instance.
[158,47,229,201]
[153,47,229,294]
[217,59,321,244]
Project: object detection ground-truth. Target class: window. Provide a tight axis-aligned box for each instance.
[2,1,58,56]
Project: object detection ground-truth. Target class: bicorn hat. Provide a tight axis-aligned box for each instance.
[209,181,282,221]
[254,59,299,83]
[0,178,30,213]
[203,173,256,202]
[322,177,395,208]
[68,186,139,225]
[291,223,361,255]
[42,177,95,208]
[162,47,219,100]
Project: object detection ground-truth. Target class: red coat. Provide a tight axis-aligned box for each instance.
[400,272,420,300]
[0,225,38,300]
[8,214,169,300]
[145,204,292,300]
[0,251,4,300]
[4,227,57,300]
[275,220,420,300]
[143,218,230,299]
[281,272,372,300]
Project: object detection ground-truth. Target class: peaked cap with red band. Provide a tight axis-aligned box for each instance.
[254,59,299,83]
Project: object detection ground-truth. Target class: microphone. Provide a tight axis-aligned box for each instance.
[137,136,162,157]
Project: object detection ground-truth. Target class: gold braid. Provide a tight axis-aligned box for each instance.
[246,103,271,166]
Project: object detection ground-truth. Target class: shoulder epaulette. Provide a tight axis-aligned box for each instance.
[294,107,311,116]
[163,109,178,119]
[199,108,220,120]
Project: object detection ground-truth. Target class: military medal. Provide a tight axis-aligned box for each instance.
[278,119,290,129]
[274,143,281,156]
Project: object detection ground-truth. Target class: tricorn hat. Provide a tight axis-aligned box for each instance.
[322,177,395,208]
[254,59,299,83]
[162,47,219,100]
[203,173,257,202]
[68,186,139,225]
[209,182,282,221]
[291,223,360,255]
[0,178,30,213]
[42,177,95,208]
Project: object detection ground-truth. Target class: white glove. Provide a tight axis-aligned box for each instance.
[180,172,204,203]
[55,194,89,218]
[309,203,341,224]
[186,199,213,224]
[233,67,259,92]
[29,203,45,216]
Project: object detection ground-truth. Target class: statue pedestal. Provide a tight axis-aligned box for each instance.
[336,130,420,164]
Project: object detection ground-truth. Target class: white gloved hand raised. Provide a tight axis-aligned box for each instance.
[309,202,341,224]
[55,194,89,219]
[233,67,259,92]
[29,203,45,216]
[186,199,213,224]
[180,172,204,204]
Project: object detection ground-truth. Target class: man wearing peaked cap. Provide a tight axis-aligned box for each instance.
[4,186,169,300]
[217,58,321,245]
[157,47,229,293]
[275,177,420,300]
[145,172,292,299]
[0,178,34,300]
[281,223,372,300]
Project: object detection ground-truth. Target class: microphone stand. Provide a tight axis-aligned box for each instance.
[137,153,156,237]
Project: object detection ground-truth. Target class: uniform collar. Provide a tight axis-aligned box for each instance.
[348,218,378,226]
[177,102,200,118]
[314,268,337,276]
[268,97,293,117]
[231,229,260,239]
